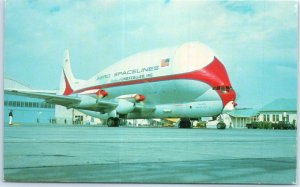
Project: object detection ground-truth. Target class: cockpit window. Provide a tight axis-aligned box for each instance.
[213,86,233,93]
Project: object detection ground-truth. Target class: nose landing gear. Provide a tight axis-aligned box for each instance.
[217,121,226,129]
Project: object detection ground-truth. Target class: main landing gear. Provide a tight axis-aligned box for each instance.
[107,117,120,127]
[178,118,192,128]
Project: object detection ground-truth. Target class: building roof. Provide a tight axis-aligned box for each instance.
[260,98,297,112]
[227,108,259,118]
[4,77,31,90]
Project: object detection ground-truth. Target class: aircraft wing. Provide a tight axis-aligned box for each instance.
[4,88,118,113]
[4,89,81,106]
[5,89,155,114]
[76,100,118,113]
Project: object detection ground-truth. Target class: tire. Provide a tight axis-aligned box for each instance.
[113,118,120,127]
[107,117,120,127]
[217,122,226,129]
[107,117,116,127]
[178,119,192,128]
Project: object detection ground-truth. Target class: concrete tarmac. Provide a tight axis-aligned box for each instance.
[3,124,296,184]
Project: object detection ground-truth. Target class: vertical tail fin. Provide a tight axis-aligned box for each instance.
[59,50,75,95]
[58,50,87,95]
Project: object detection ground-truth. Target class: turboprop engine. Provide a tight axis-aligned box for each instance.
[115,99,135,114]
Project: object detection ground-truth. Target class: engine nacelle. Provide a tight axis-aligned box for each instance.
[116,99,135,114]
[134,94,145,102]
[74,95,97,107]
[96,89,108,98]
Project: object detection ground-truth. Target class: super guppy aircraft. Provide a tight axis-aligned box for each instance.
[5,42,237,128]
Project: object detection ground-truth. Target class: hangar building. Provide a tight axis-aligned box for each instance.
[4,77,101,125]
[4,78,55,124]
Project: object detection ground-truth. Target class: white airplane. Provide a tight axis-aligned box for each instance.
[5,41,237,128]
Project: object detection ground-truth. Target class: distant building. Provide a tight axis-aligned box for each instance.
[227,99,297,128]
[227,109,259,128]
[4,78,55,124]
[55,105,102,125]
[125,119,162,127]
[258,98,297,124]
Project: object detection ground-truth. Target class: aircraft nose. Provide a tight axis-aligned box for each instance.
[199,57,237,108]
[221,88,237,112]
[212,86,237,109]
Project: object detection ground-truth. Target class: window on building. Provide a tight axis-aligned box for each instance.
[16,101,20,107]
[272,115,275,122]
[32,102,37,108]
[286,114,290,122]
[12,101,16,107]
[263,114,266,121]
[25,102,29,107]
[28,102,33,107]
[38,102,43,108]
[20,102,24,107]
[266,115,270,122]
[276,115,279,122]
[40,102,45,108]
[4,101,8,106]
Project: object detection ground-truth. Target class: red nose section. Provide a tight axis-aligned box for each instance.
[199,57,236,106]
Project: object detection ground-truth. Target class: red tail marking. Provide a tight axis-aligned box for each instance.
[63,71,73,95]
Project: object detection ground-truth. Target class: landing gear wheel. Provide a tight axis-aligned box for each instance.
[114,118,120,127]
[178,118,192,128]
[217,122,226,129]
[107,117,120,127]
